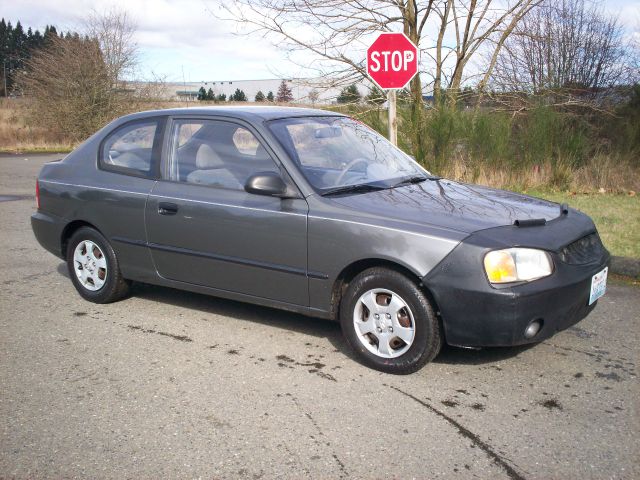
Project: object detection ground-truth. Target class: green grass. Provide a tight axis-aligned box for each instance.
[0,146,74,154]
[527,191,639,258]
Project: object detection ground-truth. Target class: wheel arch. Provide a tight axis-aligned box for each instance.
[329,258,442,325]
[61,220,103,258]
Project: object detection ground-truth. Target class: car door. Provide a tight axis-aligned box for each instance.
[93,117,166,282]
[145,117,310,307]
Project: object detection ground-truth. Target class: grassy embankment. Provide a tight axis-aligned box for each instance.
[526,191,639,259]
[344,102,640,258]
[1,97,638,258]
[0,98,74,153]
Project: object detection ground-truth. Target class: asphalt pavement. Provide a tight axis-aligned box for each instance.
[1,154,638,479]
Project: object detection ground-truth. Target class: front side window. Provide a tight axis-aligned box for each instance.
[100,120,159,176]
[168,119,279,190]
[267,116,425,192]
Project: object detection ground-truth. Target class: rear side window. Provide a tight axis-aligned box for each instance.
[100,119,163,177]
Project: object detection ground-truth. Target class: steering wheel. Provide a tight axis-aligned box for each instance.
[335,158,369,186]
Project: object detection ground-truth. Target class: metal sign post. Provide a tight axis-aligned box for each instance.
[387,89,397,146]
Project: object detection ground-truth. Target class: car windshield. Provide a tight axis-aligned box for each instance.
[267,116,427,193]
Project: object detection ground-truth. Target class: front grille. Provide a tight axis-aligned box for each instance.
[560,233,605,265]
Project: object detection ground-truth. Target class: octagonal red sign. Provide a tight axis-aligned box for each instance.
[367,33,418,90]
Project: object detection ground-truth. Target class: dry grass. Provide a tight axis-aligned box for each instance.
[436,155,640,194]
[0,98,75,152]
[0,98,197,153]
[0,99,299,153]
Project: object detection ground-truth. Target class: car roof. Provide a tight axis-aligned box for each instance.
[118,106,346,123]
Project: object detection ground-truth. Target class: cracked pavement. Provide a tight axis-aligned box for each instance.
[1,154,638,479]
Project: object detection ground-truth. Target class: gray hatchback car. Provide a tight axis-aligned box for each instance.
[32,107,610,373]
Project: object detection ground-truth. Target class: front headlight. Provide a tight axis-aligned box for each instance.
[484,248,553,284]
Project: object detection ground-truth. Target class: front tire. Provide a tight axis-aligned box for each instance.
[66,227,130,303]
[340,267,442,374]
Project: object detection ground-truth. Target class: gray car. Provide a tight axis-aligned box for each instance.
[31,107,610,373]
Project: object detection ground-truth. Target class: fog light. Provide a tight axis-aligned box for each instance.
[524,320,543,339]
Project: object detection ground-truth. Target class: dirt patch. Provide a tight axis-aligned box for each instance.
[127,324,192,342]
[539,398,563,410]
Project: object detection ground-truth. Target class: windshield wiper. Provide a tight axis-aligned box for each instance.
[393,174,442,188]
[391,175,430,188]
[320,183,387,197]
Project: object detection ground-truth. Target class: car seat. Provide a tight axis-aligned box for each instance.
[185,144,242,189]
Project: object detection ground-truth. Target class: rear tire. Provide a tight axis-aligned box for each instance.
[66,227,130,303]
[339,267,442,374]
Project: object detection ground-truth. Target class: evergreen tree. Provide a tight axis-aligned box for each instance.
[231,88,247,101]
[254,90,265,102]
[337,84,361,104]
[26,27,33,47]
[32,29,43,49]
[365,85,386,105]
[44,25,58,44]
[197,86,207,101]
[266,91,274,102]
[276,80,293,103]
[12,21,25,52]
[207,88,214,101]
[216,93,226,102]
[0,19,64,96]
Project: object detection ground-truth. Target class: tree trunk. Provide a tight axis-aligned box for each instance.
[404,0,425,162]
[434,0,452,106]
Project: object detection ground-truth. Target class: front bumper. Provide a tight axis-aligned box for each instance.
[423,212,610,347]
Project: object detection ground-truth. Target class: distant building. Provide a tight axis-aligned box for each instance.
[175,90,199,100]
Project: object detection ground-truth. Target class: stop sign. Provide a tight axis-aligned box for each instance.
[367,33,418,90]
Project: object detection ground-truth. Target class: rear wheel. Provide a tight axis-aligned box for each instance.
[340,267,442,374]
[66,227,130,303]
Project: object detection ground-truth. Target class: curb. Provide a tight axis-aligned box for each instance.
[610,256,640,279]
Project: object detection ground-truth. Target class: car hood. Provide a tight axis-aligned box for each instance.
[327,179,563,234]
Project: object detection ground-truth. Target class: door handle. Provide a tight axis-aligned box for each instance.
[158,202,178,215]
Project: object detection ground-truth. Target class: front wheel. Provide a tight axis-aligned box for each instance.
[66,227,130,303]
[340,267,442,374]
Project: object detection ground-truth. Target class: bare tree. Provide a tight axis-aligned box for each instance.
[217,0,539,159]
[219,1,537,101]
[85,8,139,89]
[19,9,149,142]
[19,35,115,141]
[491,0,628,95]
[308,88,320,106]
[436,0,541,103]
[629,22,640,84]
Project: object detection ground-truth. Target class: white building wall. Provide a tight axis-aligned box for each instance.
[154,77,373,104]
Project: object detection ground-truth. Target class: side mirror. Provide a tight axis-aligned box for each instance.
[245,172,288,197]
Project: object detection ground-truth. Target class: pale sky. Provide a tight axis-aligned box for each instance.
[3,0,639,83]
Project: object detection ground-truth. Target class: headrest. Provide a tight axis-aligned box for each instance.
[196,144,224,169]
